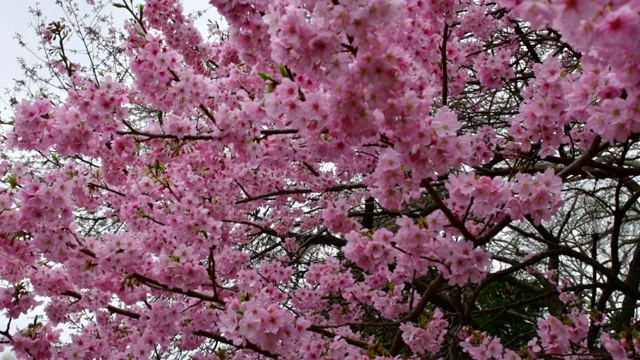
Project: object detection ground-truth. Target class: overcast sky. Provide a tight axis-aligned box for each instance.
[0,1,33,115]
[0,0,218,115]
[0,0,220,355]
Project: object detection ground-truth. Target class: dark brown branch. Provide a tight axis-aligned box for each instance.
[131,273,224,304]
[259,129,299,136]
[390,274,445,355]
[235,183,366,204]
[509,19,542,64]
[198,104,217,124]
[194,330,280,359]
[361,197,375,230]
[558,137,602,180]
[116,130,221,141]
[441,22,450,106]
[307,325,370,348]
[87,182,126,197]
[423,181,477,243]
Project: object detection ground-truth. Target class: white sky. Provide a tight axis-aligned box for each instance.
[0,0,218,116]
[0,0,220,356]
[0,1,32,116]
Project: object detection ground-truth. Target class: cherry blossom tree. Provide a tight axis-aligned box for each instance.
[3,0,640,359]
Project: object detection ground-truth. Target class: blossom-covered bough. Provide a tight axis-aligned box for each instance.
[3,0,640,358]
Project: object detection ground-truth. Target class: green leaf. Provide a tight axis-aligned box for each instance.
[257,71,273,81]
[6,173,18,189]
[279,64,288,78]
[112,3,126,8]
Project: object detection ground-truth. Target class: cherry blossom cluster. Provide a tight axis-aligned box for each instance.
[474,49,515,90]
[532,309,590,356]
[601,333,640,360]
[126,29,213,116]
[344,217,492,287]
[4,0,640,358]
[9,322,60,359]
[399,309,448,355]
[446,168,563,226]
[144,0,213,74]
[459,331,520,360]
[503,0,640,150]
